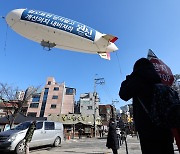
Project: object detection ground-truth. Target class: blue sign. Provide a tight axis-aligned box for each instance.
[21,9,96,41]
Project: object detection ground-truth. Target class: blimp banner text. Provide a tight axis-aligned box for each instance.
[21,9,96,41]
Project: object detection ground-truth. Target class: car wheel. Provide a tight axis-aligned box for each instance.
[53,137,61,147]
[15,140,25,154]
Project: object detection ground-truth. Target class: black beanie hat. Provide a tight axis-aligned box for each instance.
[133,58,154,71]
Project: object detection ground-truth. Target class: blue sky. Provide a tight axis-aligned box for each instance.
[0,0,180,109]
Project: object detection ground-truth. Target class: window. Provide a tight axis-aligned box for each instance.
[52,95,58,99]
[32,95,40,102]
[87,106,93,110]
[47,81,51,85]
[107,108,111,114]
[66,88,74,95]
[41,104,46,110]
[54,87,59,91]
[40,88,48,117]
[40,110,44,117]
[45,122,55,130]
[51,104,57,109]
[14,121,31,130]
[27,112,37,117]
[100,114,106,120]
[30,103,39,108]
[36,122,43,130]
[44,88,49,95]
[42,95,47,101]
[83,101,90,104]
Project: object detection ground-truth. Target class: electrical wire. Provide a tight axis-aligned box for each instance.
[3,24,9,56]
[1,16,8,56]
[115,51,122,77]
[101,84,113,101]
[95,52,123,105]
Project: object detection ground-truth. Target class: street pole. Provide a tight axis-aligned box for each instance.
[94,79,97,138]
[94,77,105,138]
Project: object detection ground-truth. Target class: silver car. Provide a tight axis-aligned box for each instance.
[0,120,64,154]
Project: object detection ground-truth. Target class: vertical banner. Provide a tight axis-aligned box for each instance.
[147,49,174,86]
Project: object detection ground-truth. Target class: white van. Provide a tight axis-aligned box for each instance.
[0,121,64,154]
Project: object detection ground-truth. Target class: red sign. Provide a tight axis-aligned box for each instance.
[147,50,174,86]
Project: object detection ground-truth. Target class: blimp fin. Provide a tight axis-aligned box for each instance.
[98,52,111,60]
[102,34,118,43]
[41,40,56,51]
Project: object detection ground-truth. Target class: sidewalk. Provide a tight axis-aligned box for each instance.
[117,135,179,154]
[117,135,141,154]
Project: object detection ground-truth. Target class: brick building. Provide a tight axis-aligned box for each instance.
[27,77,76,117]
[99,104,114,128]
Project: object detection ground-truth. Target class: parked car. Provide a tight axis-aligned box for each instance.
[0,120,64,154]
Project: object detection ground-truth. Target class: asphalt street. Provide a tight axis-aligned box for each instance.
[2,135,179,154]
[27,135,140,154]
[28,135,179,154]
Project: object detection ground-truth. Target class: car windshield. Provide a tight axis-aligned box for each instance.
[13,122,31,130]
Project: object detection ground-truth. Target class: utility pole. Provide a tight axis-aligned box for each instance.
[94,77,105,138]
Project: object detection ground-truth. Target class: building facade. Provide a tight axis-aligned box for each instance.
[99,104,114,127]
[79,92,99,117]
[27,77,76,117]
[120,104,133,123]
[15,91,25,101]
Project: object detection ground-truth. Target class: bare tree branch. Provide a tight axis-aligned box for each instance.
[0,82,40,128]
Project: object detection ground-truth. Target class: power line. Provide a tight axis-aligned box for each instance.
[3,24,9,55]
[1,16,8,56]
[115,52,122,76]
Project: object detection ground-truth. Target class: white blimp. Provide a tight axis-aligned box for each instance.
[6,9,118,60]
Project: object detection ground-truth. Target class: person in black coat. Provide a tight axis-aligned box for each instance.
[106,118,119,154]
[78,128,83,139]
[119,58,174,154]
